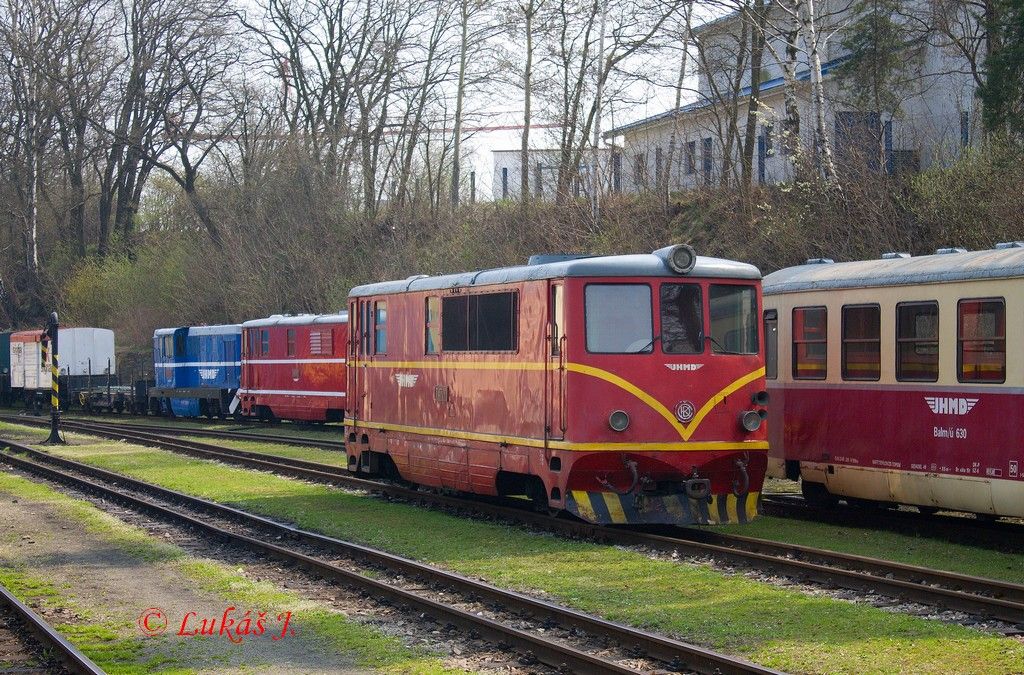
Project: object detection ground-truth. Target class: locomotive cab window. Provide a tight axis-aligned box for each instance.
[710,285,758,354]
[374,302,387,354]
[793,307,827,379]
[660,284,703,354]
[763,309,778,379]
[958,298,1005,383]
[442,292,518,352]
[585,284,653,353]
[425,296,440,354]
[842,304,880,380]
[897,301,939,381]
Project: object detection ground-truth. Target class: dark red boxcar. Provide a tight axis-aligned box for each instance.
[237,314,348,422]
[345,246,769,526]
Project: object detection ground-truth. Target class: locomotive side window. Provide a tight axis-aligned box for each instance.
[896,301,939,381]
[842,304,880,380]
[374,302,388,354]
[260,329,270,356]
[425,297,440,354]
[792,306,827,379]
[958,298,1005,383]
[710,285,758,354]
[550,285,564,356]
[584,284,653,353]
[763,309,778,379]
[287,329,296,357]
[660,284,703,354]
[441,292,518,352]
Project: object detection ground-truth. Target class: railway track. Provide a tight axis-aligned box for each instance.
[5,414,1024,628]
[62,416,346,450]
[0,441,776,675]
[0,578,104,674]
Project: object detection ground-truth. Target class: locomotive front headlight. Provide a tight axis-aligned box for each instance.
[608,410,630,432]
[740,410,762,432]
[667,244,697,274]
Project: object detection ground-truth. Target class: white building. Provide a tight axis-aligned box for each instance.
[605,1,982,191]
[492,148,620,200]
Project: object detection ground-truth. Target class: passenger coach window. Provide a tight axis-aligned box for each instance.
[442,292,518,351]
[763,310,778,379]
[842,304,880,380]
[896,301,939,381]
[660,284,703,354]
[958,298,1005,383]
[585,284,653,353]
[425,297,440,354]
[374,302,387,354]
[793,307,827,379]
[710,285,758,354]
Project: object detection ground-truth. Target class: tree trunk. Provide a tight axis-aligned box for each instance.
[740,0,766,191]
[520,0,535,203]
[800,0,840,182]
[450,0,469,209]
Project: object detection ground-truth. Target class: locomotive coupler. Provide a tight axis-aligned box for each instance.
[684,478,711,500]
[732,456,750,497]
[597,456,640,495]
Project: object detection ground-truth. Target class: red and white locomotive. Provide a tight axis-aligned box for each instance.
[344,246,769,526]
[764,244,1024,518]
[237,314,348,422]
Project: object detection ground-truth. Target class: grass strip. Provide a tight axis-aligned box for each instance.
[0,469,460,674]
[9,430,1023,674]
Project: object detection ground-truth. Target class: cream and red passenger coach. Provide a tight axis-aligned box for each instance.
[764,244,1024,517]
[345,246,770,526]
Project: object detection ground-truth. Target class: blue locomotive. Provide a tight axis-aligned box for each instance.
[150,325,242,417]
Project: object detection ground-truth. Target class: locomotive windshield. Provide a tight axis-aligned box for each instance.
[585,284,654,353]
[660,284,703,354]
[709,285,758,354]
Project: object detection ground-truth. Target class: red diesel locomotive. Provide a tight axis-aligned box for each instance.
[344,246,769,526]
[236,313,348,422]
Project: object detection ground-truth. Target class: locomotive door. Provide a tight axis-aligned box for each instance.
[546,283,566,440]
[348,301,363,420]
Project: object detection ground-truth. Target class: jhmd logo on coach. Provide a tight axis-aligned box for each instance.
[924,396,978,416]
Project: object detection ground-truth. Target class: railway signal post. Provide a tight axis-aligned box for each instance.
[44,312,64,445]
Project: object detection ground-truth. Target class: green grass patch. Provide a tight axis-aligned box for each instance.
[179,436,347,467]
[21,435,1024,674]
[0,467,458,674]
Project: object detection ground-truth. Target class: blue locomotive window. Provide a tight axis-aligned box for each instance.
[441,292,518,352]
[375,302,387,354]
[260,330,270,356]
[585,284,653,353]
[425,297,440,354]
[710,285,758,354]
[660,284,703,354]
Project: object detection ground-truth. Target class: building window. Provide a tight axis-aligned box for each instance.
[612,152,622,192]
[958,298,1005,383]
[842,304,880,380]
[655,146,664,187]
[633,153,647,188]
[310,329,333,355]
[685,141,696,175]
[764,124,774,156]
[764,309,778,380]
[260,329,270,356]
[702,137,713,183]
[757,133,767,185]
[896,301,939,382]
[585,284,653,353]
[425,296,440,354]
[660,284,703,354]
[374,301,387,354]
[442,292,518,352]
[534,162,543,196]
[792,307,827,379]
[501,167,509,199]
[960,111,970,148]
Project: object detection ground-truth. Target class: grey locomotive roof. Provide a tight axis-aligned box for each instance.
[763,247,1024,295]
[242,313,349,328]
[153,324,241,337]
[349,247,761,298]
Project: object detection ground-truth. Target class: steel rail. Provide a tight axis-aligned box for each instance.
[0,580,105,675]
[62,416,345,450]
[0,445,778,675]
[7,415,1024,626]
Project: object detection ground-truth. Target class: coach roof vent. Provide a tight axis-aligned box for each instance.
[527,253,593,265]
[803,257,834,265]
[881,252,911,259]
[994,241,1024,249]
[935,247,968,254]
